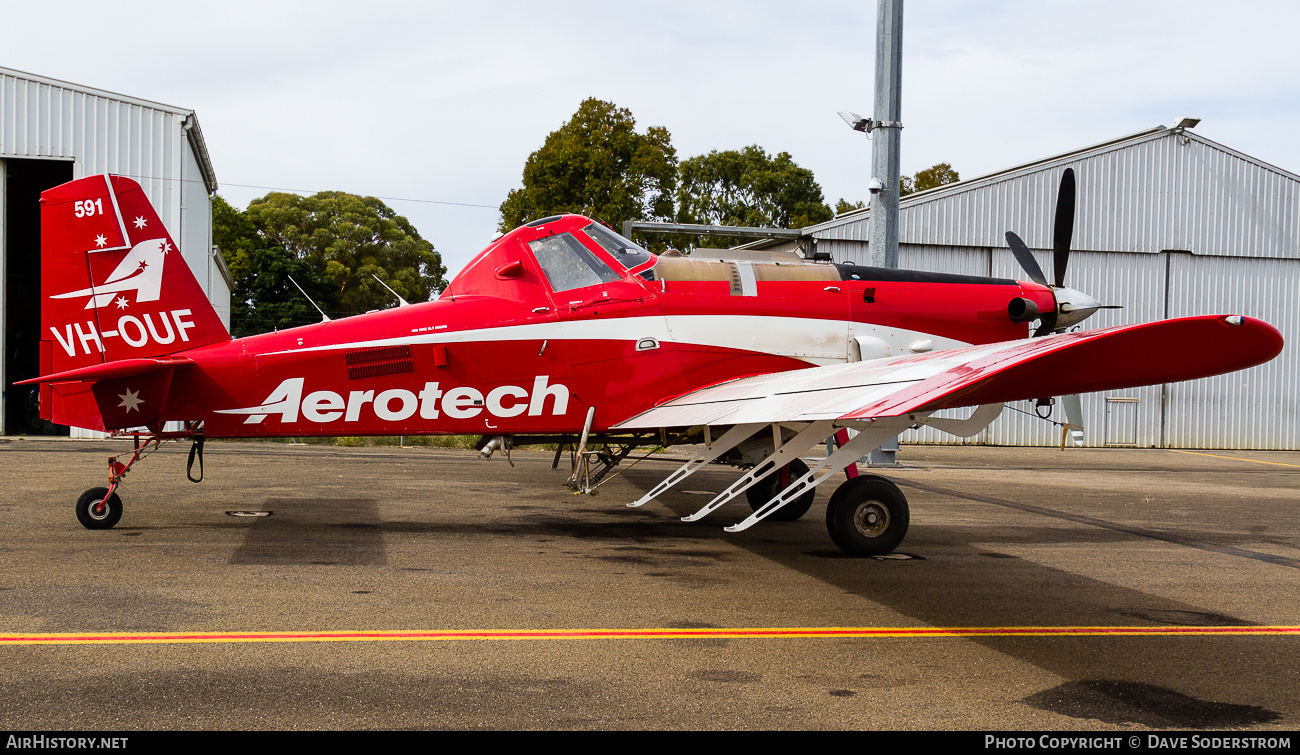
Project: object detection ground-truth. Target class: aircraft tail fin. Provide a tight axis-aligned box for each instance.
[36,175,230,427]
[40,175,229,370]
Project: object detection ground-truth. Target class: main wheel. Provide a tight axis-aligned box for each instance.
[746,458,816,521]
[76,487,122,530]
[825,476,909,556]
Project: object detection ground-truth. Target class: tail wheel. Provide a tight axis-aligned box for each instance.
[76,487,122,530]
[746,458,816,521]
[826,476,909,556]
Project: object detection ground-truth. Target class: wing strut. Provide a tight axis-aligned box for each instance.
[724,417,920,532]
[682,420,834,522]
[627,423,765,508]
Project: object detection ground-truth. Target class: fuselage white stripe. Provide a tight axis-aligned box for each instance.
[261,315,968,365]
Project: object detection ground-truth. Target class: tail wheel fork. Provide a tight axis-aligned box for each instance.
[74,425,205,530]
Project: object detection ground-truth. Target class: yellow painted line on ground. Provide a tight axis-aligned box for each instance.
[2,626,1299,646]
[1169,449,1300,468]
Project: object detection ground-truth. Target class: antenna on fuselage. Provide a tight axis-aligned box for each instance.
[371,274,410,307]
[287,275,331,322]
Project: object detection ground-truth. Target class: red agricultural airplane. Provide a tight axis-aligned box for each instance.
[20,173,1283,556]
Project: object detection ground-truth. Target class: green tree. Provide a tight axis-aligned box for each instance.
[212,195,257,285]
[213,191,445,337]
[834,198,866,216]
[900,162,960,197]
[676,146,832,249]
[229,245,341,337]
[498,98,678,237]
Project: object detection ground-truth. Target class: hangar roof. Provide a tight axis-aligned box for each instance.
[806,125,1300,259]
[0,66,217,193]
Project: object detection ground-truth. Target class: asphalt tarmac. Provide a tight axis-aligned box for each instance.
[0,438,1296,731]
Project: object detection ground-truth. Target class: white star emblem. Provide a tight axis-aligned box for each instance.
[160,240,171,254]
[114,296,130,309]
[133,216,147,229]
[117,388,144,413]
[95,235,108,248]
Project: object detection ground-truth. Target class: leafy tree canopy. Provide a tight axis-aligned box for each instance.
[676,146,832,249]
[900,162,960,197]
[214,191,445,337]
[499,98,677,236]
[834,198,866,216]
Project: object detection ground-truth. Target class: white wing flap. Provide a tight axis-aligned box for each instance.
[616,340,1020,429]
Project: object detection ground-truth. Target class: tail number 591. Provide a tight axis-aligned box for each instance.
[74,199,104,218]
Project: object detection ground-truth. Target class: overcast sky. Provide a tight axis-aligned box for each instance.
[6,0,1299,278]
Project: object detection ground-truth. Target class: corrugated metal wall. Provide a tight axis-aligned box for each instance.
[1163,254,1299,449]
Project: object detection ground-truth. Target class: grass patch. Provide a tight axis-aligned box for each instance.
[243,435,481,449]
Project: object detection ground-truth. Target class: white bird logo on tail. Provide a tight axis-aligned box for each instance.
[52,239,169,309]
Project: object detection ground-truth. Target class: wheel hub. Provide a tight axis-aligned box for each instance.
[89,499,109,519]
[853,501,890,538]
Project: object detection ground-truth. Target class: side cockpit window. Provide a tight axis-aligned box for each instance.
[580,223,657,281]
[528,233,621,292]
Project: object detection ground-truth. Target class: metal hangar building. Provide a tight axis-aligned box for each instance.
[765,124,1299,450]
[0,66,231,436]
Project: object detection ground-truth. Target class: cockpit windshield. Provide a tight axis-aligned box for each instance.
[528,233,622,293]
[580,223,657,280]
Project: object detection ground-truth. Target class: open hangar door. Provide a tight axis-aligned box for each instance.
[3,158,74,435]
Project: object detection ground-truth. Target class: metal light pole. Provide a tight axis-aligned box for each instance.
[868,0,904,270]
[838,0,904,465]
[868,0,903,464]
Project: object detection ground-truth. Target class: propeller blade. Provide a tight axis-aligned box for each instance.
[1052,168,1076,287]
[1005,231,1048,286]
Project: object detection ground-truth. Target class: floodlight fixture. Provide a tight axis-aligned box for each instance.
[838,111,873,133]
[1172,116,1201,130]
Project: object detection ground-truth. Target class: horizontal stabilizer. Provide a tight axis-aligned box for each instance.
[16,357,192,386]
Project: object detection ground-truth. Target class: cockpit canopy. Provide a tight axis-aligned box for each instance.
[443,213,844,302]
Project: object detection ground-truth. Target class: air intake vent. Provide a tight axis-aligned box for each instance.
[346,345,414,380]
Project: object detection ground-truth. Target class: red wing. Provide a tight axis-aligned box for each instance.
[615,315,1283,429]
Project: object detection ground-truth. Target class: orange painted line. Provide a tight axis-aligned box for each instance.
[1,626,1298,646]
[1169,449,1300,468]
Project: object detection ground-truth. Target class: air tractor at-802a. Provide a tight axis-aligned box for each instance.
[21,173,1283,556]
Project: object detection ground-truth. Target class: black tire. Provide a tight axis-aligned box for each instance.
[746,458,816,521]
[76,487,122,530]
[825,476,909,556]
